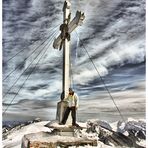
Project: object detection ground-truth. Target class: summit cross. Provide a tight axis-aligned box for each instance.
[53,0,85,98]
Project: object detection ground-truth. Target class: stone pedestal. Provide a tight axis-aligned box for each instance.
[45,121,75,137]
[21,131,97,148]
[54,128,75,137]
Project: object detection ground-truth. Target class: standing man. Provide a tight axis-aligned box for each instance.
[60,88,79,126]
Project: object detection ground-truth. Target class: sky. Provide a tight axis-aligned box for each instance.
[2,0,145,122]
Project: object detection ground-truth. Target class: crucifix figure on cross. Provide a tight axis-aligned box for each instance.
[53,0,85,124]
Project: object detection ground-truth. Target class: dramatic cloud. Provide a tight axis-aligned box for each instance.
[3,0,145,121]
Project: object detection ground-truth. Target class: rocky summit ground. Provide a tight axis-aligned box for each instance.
[2,118,146,148]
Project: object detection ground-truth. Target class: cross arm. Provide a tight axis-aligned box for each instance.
[68,11,85,33]
[53,11,85,50]
[53,34,62,49]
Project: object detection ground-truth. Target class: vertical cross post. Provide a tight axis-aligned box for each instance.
[56,0,72,124]
[62,0,71,98]
[53,0,85,124]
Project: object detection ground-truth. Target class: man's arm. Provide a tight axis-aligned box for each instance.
[75,94,79,109]
[64,92,69,101]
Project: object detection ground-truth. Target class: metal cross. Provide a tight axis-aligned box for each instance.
[53,0,85,98]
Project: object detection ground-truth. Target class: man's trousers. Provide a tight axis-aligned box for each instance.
[61,106,76,125]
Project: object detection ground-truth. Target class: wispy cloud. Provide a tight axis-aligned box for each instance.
[3,0,145,121]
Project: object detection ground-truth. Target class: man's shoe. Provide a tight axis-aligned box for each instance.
[59,122,64,125]
[72,123,79,127]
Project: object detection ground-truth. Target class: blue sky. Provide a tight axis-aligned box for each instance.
[2,0,145,122]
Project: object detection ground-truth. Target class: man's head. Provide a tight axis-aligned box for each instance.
[69,88,74,95]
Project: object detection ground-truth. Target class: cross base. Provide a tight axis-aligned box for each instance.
[56,101,72,125]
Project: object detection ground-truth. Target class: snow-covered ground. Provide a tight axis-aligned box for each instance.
[3,121,51,148]
[2,118,146,148]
